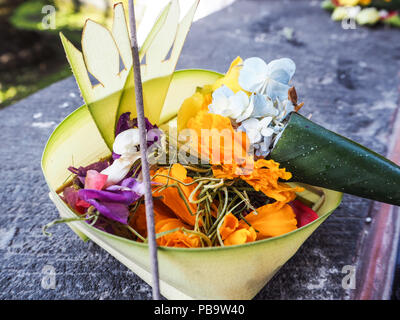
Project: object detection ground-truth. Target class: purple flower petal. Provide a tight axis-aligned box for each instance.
[106,178,145,195]
[115,112,133,137]
[87,216,116,234]
[121,177,144,193]
[114,113,161,150]
[78,189,138,205]
[77,176,86,186]
[86,199,130,224]
[112,152,121,160]
[131,117,156,132]
[117,113,159,137]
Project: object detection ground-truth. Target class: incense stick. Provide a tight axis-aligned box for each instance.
[128,0,160,300]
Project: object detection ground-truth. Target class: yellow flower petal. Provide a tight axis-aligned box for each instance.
[177,57,245,132]
[338,0,359,6]
[177,92,206,132]
[212,56,244,93]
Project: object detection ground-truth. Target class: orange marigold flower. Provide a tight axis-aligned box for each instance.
[213,159,303,203]
[245,202,298,239]
[186,110,251,166]
[187,112,301,205]
[129,199,176,238]
[219,213,257,246]
[219,213,239,240]
[155,218,201,248]
[130,200,201,248]
[152,163,199,226]
[224,227,257,246]
[242,159,301,203]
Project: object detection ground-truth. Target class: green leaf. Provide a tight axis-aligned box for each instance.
[116,0,201,130]
[271,112,400,206]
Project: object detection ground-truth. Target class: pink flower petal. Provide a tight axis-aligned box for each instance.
[84,170,108,190]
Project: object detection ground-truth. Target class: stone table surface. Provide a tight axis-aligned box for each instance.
[1,0,400,300]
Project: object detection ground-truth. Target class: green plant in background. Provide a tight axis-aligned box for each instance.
[1,0,129,108]
[0,65,71,107]
[11,0,114,41]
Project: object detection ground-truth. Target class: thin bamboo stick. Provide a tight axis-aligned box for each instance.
[128,0,160,300]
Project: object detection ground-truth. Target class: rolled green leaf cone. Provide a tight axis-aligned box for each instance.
[270,112,400,206]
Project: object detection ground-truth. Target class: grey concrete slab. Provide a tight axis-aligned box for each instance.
[1,0,400,299]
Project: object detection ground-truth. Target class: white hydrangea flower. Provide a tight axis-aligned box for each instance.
[101,128,141,186]
[249,94,278,118]
[238,117,274,144]
[238,117,275,157]
[238,57,296,101]
[208,57,298,157]
[255,136,273,157]
[275,98,295,121]
[208,85,249,120]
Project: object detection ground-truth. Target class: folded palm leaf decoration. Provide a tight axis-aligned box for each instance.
[41,1,399,299]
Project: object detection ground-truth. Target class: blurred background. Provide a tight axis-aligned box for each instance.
[0,0,125,108]
[0,0,234,108]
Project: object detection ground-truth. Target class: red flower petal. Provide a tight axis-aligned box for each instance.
[75,199,91,214]
[290,200,319,228]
